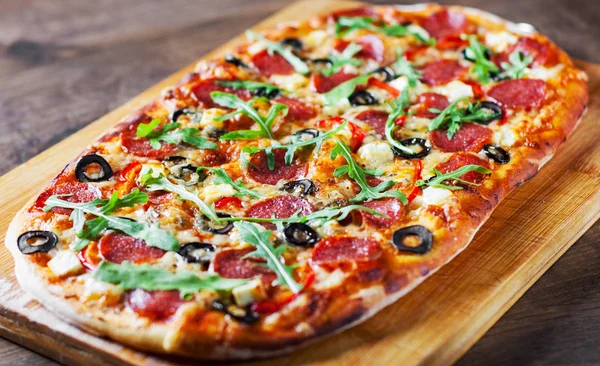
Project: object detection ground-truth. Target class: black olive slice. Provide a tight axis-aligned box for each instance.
[212,300,259,324]
[472,101,504,125]
[205,127,228,139]
[75,154,113,183]
[163,155,188,167]
[391,138,431,159]
[224,54,249,69]
[177,242,215,264]
[201,212,233,235]
[280,37,303,51]
[371,66,396,82]
[483,144,510,164]
[349,90,378,106]
[283,179,316,197]
[310,58,333,66]
[392,225,433,254]
[171,108,190,122]
[461,47,492,62]
[252,87,281,99]
[17,231,58,254]
[292,128,319,143]
[284,223,319,247]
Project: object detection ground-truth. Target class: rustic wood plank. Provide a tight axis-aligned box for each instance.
[0,0,598,365]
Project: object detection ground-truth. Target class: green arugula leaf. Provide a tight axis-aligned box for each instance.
[429,98,502,139]
[391,49,421,88]
[464,35,499,84]
[385,88,415,155]
[247,120,348,171]
[330,139,408,204]
[416,164,492,190]
[335,17,434,45]
[222,204,388,227]
[93,261,246,298]
[44,190,179,252]
[499,50,533,79]
[322,74,370,105]
[202,167,262,199]
[235,222,302,293]
[139,167,221,223]
[136,119,217,150]
[210,91,288,140]
[216,80,286,95]
[322,43,363,77]
[246,30,310,74]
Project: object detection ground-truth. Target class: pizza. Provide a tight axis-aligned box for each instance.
[6,3,588,360]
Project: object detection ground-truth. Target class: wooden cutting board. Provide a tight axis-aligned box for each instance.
[0,1,598,365]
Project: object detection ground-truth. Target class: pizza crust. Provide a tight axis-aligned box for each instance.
[4,3,589,360]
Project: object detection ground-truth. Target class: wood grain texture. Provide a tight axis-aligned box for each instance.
[0,0,598,365]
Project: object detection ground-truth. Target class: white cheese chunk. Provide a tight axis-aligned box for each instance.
[47,251,83,277]
[304,30,329,48]
[492,125,517,147]
[82,277,123,303]
[422,187,452,206]
[199,108,226,129]
[247,41,266,55]
[433,80,474,102]
[356,142,395,170]
[232,279,266,306]
[485,31,518,52]
[523,64,564,81]
[389,75,409,93]
[199,184,236,204]
[270,73,309,90]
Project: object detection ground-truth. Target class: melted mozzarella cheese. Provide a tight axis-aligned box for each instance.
[523,65,564,81]
[492,124,517,147]
[485,31,518,52]
[270,73,309,90]
[199,108,226,129]
[312,267,348,290]
[199,184,236,204]
[47,251,83,277]
[421,187,453,206]
[304,30,329,48]
[433,80,474,102]
[356,142,395,170]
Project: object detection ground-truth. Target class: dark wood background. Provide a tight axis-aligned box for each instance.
[0,0,598,364]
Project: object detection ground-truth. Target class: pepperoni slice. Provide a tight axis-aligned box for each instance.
[361,198,404,227]
[191,78,251,108]
[494,38,555,68]
[251,50,295,76]
[120,118,177,159]
[312,71,357,93]
[335,34,385,62]
[420,60,466,86]
[98,232,166,264]
[422,9,472,39]
[355,110,388,136]
[436,153,491,184]
[35,181,101,215]
[146,191,175,205]
[213,248,277,284]
[273,96,317,121]
[247,149,307,185]
[488,79,546,109]
[247,195,313,230]
[331,6,377,20]
[125,289,184,320]
[312,236,382,264]
[414,93,450,118]
[430,123,492,152]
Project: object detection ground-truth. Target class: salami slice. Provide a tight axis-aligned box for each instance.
[330,6,377,20]
[247,149,307,185]
[355,110,388,136]
[488,79,546,109]
[430,123,492,152]
[98,232,166,264]
[191,78,251,108]
[414,93,450,118]
[335,34,385,62]
[420,59,466,86]
[436,153,491,184]
[35,181,101,215]
[125,289,184,320]
[312,71,357,93]
[273,96,318,121]
[246,195,313,230]
[312,236,382,264]
[494,38,555,68]
[361,198,404,227]
[422,9,473,39]
[120,118,177,159]
[251,50,295,76]
[146,191,175,205]
[213,248,277,284]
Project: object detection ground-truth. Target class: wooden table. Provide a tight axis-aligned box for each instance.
[0,0,598,364]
